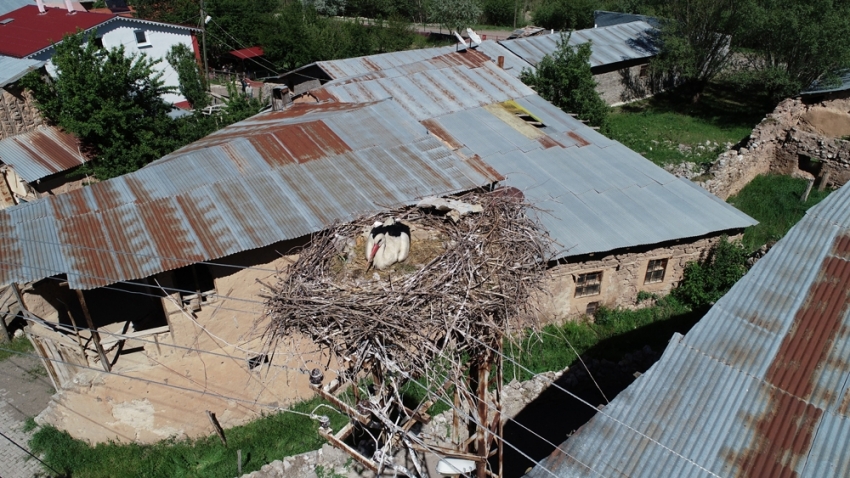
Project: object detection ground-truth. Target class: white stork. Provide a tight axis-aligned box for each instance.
[365,218,410,270]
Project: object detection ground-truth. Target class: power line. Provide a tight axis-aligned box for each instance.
[466,334,724,478]
[0,428,61,476]
[206,17,282,74]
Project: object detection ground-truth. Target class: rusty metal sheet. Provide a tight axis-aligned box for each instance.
[0,98,500,289]
[0,126,88,182]
[527,184,850,478]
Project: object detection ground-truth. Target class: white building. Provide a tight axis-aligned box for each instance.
[0,4,200,104]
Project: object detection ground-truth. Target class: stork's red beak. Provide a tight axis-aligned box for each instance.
[369,242,381,262]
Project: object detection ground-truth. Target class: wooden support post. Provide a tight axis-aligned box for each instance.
[476,356,491,478]
[75,290,111,372]
[819,170,831,191]
[206,410,227,446]
[801,177,815,203]
[310,384,370,425]
[319,426,378,472]
[2,282,27,341]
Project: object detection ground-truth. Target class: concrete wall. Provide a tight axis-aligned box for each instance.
[0,85,43,140]
[536,233,738,323]
[33,20,196,104]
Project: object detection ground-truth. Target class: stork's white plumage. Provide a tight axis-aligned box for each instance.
[366,218,410,270]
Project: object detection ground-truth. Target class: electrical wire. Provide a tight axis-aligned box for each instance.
[206,17,282,75]
[0,428,60,476]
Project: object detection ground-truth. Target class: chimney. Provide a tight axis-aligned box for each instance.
[36,0,46,14]
[272,86,292,111]
[497,56,505,69]
[64,0,75,14]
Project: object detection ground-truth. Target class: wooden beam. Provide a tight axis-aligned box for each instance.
[310,384,370,425]
[319,426,378,472]
[74,290,111,372]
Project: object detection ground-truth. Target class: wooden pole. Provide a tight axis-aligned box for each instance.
[74,290,111,372]
[801,177,815,203]
[4,283,26,342]
[206,410,227,447]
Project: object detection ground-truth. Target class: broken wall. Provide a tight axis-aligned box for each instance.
[0,85,43,140]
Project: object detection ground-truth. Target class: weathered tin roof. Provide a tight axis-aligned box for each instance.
[318,61,755,259]
[527,183,850,478]
[801,69,850,96]
[499,21,660,68]
[0,126,87,182]
[280,40,532,85]
[0,100,501,289]
[0,55,44,88]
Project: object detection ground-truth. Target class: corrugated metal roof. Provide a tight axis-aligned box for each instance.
[0,55,44,88]
[594,10,660,28]
[0,126,87,182]
[0,0,31,17]
[499,21,660,68]
[0,100,500,289]
[801,69,850,95]
[527,183,850,478]
[319,62,755,259]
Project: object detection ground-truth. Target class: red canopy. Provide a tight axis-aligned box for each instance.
[229,46,264,60]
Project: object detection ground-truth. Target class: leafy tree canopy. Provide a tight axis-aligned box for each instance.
[21,30,177,180]
[166,43,209,110]
[426,0,482,33]
[519,33,609,128]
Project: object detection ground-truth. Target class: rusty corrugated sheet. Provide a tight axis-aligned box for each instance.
[526,184,850,478]
[0,98,501,290]
[0,127,88,182]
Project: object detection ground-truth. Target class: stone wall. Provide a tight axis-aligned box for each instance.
[536,233,736,323]
[593,62,653,106]
[691,95,850,199]
[0,85,43,140]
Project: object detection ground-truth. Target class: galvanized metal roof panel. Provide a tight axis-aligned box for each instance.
[0,99,499,289]
[499,21,659,68]
[0,126,88,182]
[0,55,44,87]
[431,105,754,258]
[528,183,850,478]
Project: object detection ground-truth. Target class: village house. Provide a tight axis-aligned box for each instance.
[526,180,850,478]
[0,42,753,443]
[0,4,199,104]
[498,21,662,105]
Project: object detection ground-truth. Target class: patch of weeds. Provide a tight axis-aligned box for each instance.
[22,416,38,433]
[636,291,657,303]
[0,335,34,362]
[727,174,832,251]
[25,364,48,381]
[29,398,348,478]
[315,464,348,478]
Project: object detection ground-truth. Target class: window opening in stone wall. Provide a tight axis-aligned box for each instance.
[639,64,649,78]
[585,301,599,316]
[644,258,668,284]
[134,30,148,45]
[575,271,602,298]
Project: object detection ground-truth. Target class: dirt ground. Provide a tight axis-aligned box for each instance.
[35,254,335,444]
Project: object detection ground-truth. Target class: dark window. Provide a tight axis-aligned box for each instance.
[586,301,599,316]
[575,272,602,298]
[644,259,668,284]
[639,64,649,78]
[134,30,147,44]
[93,37,104,49]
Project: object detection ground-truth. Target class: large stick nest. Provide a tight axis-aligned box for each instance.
[263,191,552,380]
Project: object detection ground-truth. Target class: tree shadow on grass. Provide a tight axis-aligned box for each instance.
[618,80,774,134]
[497,305,711,477]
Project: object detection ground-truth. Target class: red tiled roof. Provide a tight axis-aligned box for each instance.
[0,5,114,58]
[229,46,264,60]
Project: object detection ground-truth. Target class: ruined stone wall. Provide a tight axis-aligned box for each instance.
[696,95,850,199]
[536,233,736,323]
[0,85,43,140]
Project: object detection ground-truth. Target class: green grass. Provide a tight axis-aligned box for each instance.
[728,174,833,251]
[505,296,698,381]
[606,80,773,167]
[29,398,348,478]
[0,335,34,362]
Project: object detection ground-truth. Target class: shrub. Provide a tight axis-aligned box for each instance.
[673,236,748,308]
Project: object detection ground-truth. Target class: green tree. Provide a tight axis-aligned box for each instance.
[532,0,599,31]
[519,33,609,128]
[673,237,748,308]
[649,0,745,102]
[735,0,850,100]
[21,30,176,180]
[166,43,209,109]
[427,0,481,33]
